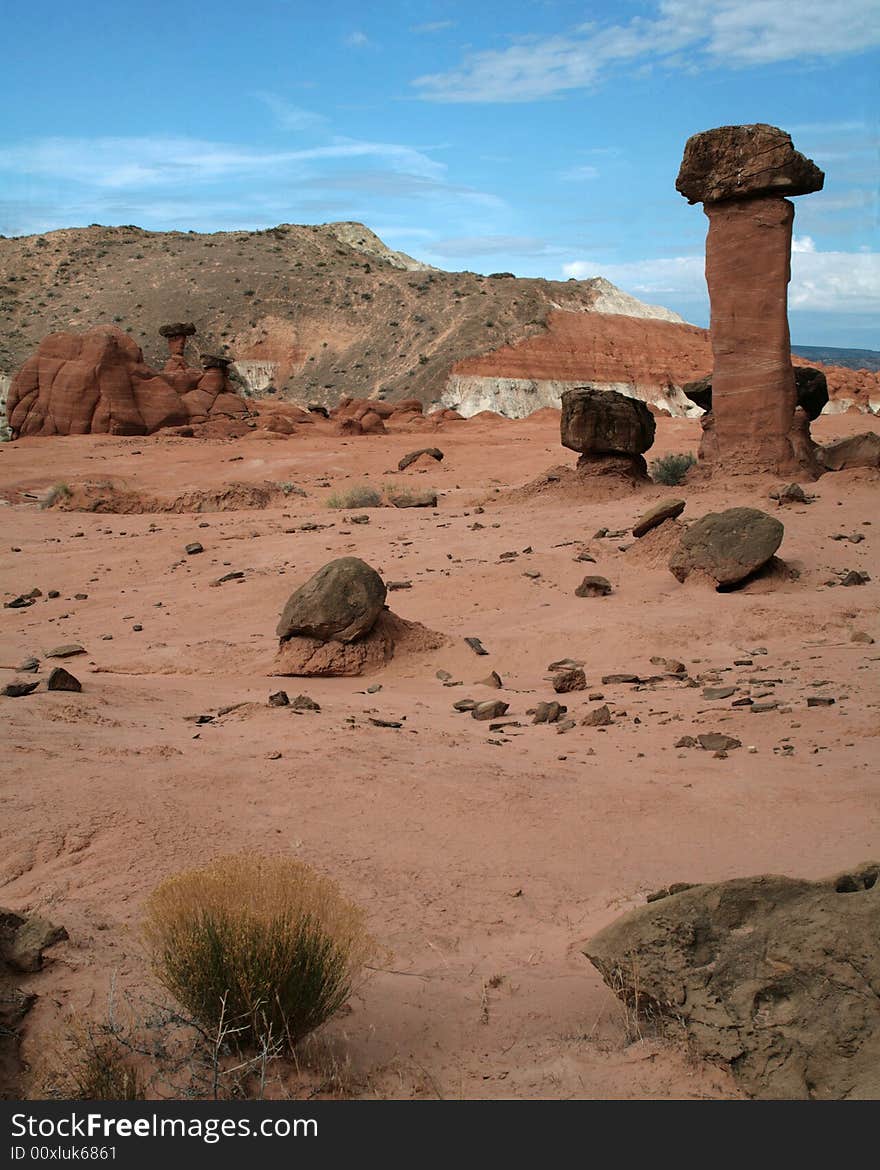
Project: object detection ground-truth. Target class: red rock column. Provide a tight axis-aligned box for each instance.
[676,124,824,476]
[704,196,797,472]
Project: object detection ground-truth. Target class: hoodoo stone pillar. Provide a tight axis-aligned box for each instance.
[159,321,196,371]
[676,124,824,475]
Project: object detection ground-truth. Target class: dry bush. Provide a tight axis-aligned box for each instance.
[40,482,72,509]
[143,855,376,1052]
[650,452,696,486]
[326,484,382,509]
[61,1024,144,1100]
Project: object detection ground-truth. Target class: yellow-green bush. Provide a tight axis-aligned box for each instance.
[143,855,375,1050]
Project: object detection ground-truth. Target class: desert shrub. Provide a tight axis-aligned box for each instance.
[143,855,375,1051]
[650,452,696,486]
[326,484,382,509]
[41,482,72,509]
[64,1026,144,1100]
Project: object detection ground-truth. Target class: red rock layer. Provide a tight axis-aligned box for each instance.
[7,326,248,438]
[452,311,713,386]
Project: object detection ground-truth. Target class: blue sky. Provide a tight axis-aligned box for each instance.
[1,0,877,346]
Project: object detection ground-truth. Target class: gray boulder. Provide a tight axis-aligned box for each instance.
[276,557,387,643]
[669,507,784,588]
[584,862,880,1099]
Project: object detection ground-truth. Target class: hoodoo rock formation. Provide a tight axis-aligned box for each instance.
[561,386,655,479]
[7,325,248,438]
[677,125,825,475]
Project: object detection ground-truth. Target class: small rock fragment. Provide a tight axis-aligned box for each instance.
[582,704,612,727]
[472,700,509,721]
[47,667,81,692]
[553,668,586,693]
[575,575,612,598]
[268,691,290,707]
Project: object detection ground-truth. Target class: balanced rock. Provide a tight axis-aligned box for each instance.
[633,499,685,538]
[669,507,784,588]
[276,557,386,644]
[561,387,655,458]
[675,123,824,205]
[584,862,880,1099]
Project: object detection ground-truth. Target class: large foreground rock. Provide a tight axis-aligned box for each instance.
[584,862,880,1099]
[561,387,655,457]
[276,557,387,643]
[818,432,880,472]
[669,507,784,587]
[7,326,248,437]
[676,124,824,204]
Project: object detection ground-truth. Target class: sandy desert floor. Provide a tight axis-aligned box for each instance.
[1,410,878,1100]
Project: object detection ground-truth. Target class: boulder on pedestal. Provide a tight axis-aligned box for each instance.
[561,387,655,479]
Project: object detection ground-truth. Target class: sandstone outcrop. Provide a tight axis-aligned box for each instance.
[561,387,655,479]
[677,125,824,475]
[669,507,784,588]
[584,862,880,1099]
[7,326,248,437]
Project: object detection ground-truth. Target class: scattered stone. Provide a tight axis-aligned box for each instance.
[585,861,880,1099]
[266,751,282,760]
[575,575,612,598]
[277,557,386,643]
[602,674,639,685]
[268,691,290,707]
[185,542,204,555]
[472,700,509,721]
[4,596,35,609]
[548,658,584,671]
[732,697,754,707]
[453,699,477,712]
[675,735,698,748]
[389,491,437,508]
[650,656,686,675]
[3,681,39,698]
[553,668,587,693]
[574,551,597,563]
[291,695,320,712]
[555,719,577,733]
[697,732,742,751]
[387,580,412,590]
[47,591,60,599]
[369,717,402,728]
[47,667,81,692]
[841,570,870,587]
[436,670,452,681]
[633,499,685,538]
[703,686,736,700]
[46,644,86,659]
[532,701,566,724]
[18,658,39,673]
[751,701,779,713]
[398,447,443,471]
[349,514,370,525]
[770,483,808,504]
[669,507,784,588]
[465,637,489,656]
[807,696,836,708]
[582,704,612,727]
[851,631,874,644]
[366,684,382,694]
[477,671,503,688]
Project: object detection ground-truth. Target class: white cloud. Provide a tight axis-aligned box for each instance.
[414,0,880,102]
[344,31,371,48]
[252,93,328,132]
[411,21,455,34]
[427,235,558,258]
[0,135,447,189]
[560,164,600,181]
[563,240,880,314]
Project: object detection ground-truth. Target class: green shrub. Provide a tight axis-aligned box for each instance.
[326,484,382,510]
[143,855,375,1051]
[650,452,696,486]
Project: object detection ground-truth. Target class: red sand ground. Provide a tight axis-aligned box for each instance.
[1,411,878,1099]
